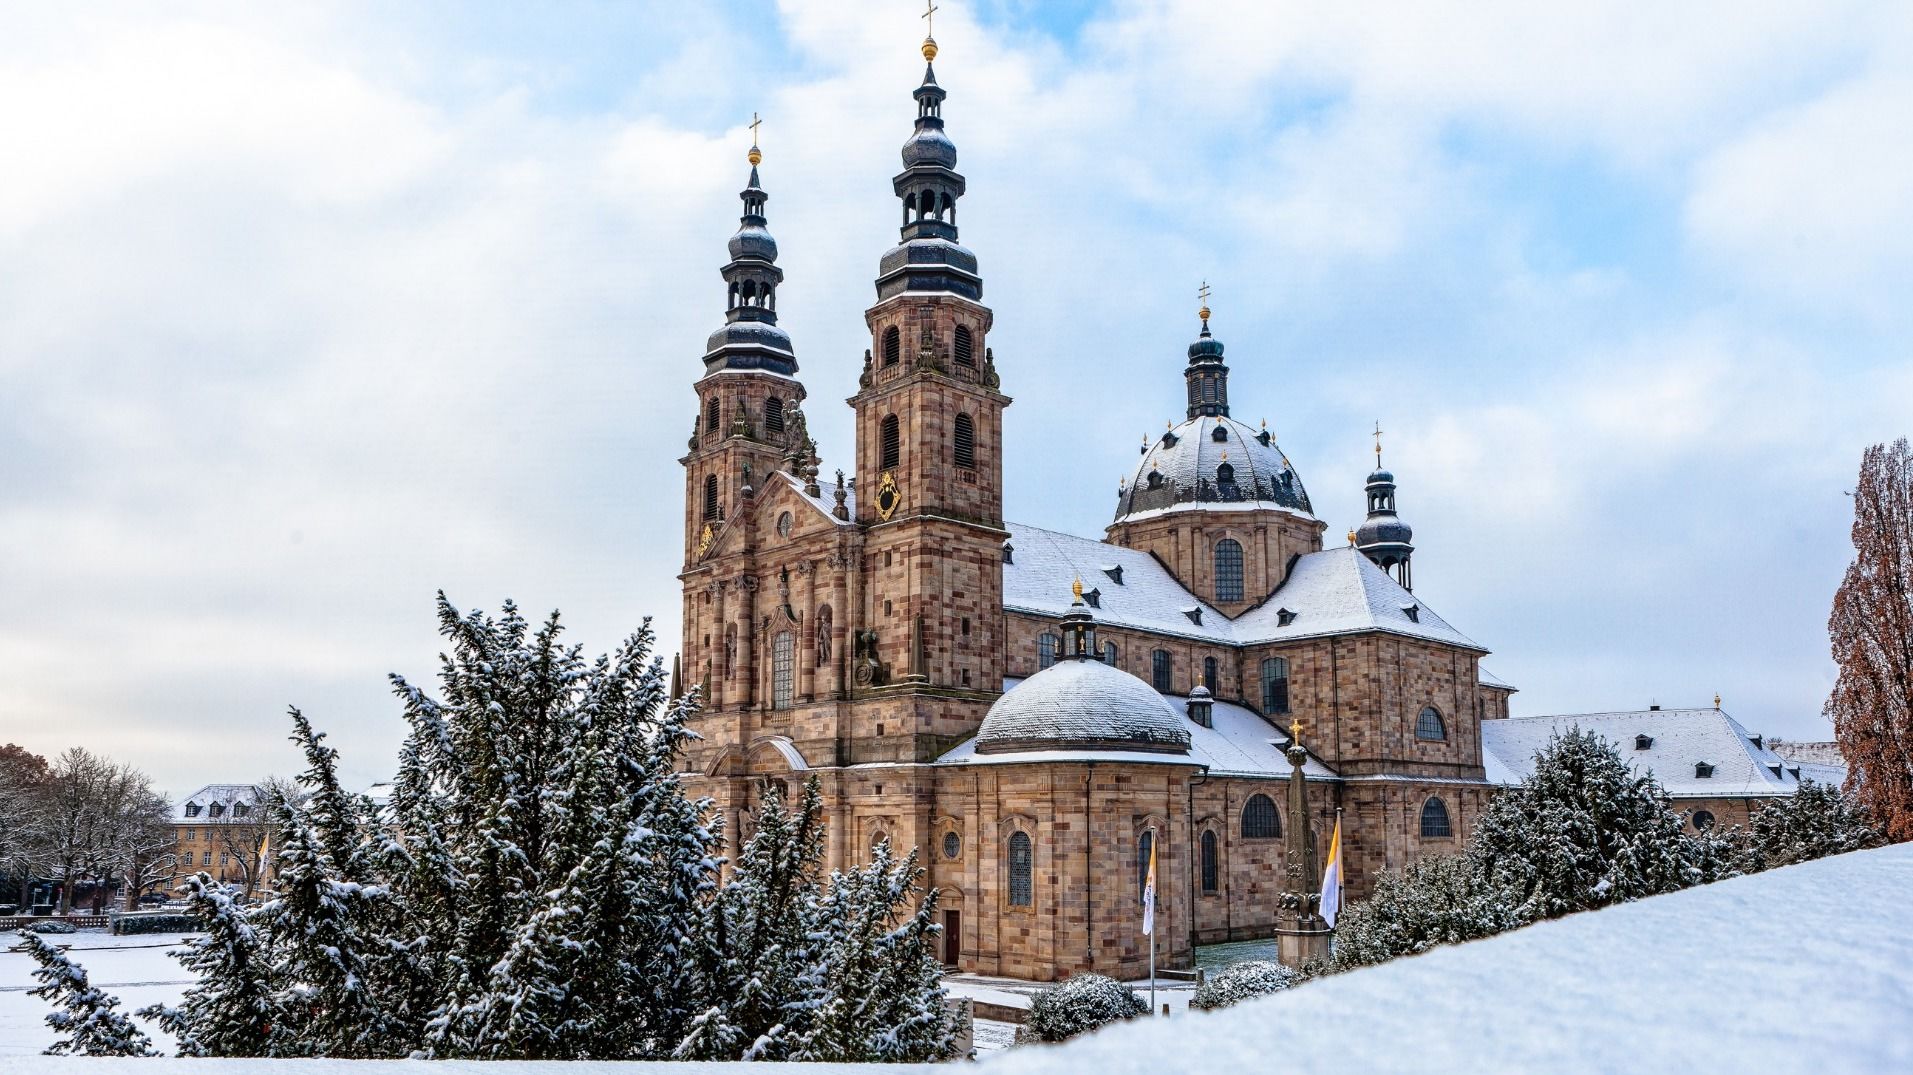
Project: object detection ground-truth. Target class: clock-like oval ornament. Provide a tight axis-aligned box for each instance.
[875,471,901,521]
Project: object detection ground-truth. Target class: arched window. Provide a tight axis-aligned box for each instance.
[954,325,975,366]
[1416,706,1446,741]
[1241,794,1280,839]
[1037,633,1059,670]
[765,397,784,434]
[741,280,757,305]
[1136,829,1155,901]
[903,192,917,224]
[882,326,902,367]
[1214,538,1244,602]
[1261,657,1290,715]
[1202,656,1218,690]
[1152,649,1172,692]
[1008,831,1033,907]
[954,413,976,469]
[704,473,719,519]
[771,631,794,710]
[1102,641,1118,666]
[1200,830,1219,893]
[705,396,721,433]
[1420,797,1453,838]
[881,414,901,470]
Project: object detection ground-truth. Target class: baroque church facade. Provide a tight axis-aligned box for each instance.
[677,36,1510,982]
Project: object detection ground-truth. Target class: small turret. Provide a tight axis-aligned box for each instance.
[1184,286,1230,418]
[1354,424,1414,590]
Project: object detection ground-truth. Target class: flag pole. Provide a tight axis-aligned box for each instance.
[1145,825,1157,1013]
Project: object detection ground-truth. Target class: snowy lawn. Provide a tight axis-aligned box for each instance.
[0,931,194,1057]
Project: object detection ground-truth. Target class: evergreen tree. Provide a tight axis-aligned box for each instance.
[1329,854,1523,970]
[140,873,277,1057]
[792,838,953,1063]
[18,929,158,1057]
[1471,727,1736,920]
[1745,778,1883,871]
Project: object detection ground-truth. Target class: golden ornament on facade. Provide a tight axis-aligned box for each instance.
[697,521,716,556]
[875,470,902,521]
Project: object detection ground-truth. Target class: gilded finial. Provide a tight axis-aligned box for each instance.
[921,0,939,60]
[1197,280,1212,323]
[1373,420,1384,468]
[1290,717,1303,741]
[1347,529,1357,546]
[747,112,763,165]
[1714,692,1722,709]
[1220,448,1228,462]
[1071,576,1084,602]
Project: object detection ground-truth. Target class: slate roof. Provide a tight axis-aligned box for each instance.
[173,783,268,823]
[1003,523,1480,651]
[1481,708,1839,799]
[1116,414,1315,523]
[1478,665,1515,691]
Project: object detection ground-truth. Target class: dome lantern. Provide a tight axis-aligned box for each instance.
[1354,424,1415,590]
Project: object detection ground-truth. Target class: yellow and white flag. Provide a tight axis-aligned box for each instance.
[1141,834,1158,936]
[1319,813,1343,928]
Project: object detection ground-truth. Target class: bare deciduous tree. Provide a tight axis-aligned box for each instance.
[1828,437,1913,841]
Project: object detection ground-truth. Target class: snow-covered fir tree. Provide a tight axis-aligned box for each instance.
[18,929,158,1057]
[1745,778,1883,871]
[1471,727,1738,921]
[140,873,277,1057]
[1327,854,1522,970]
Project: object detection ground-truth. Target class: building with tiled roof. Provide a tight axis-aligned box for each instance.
[668,30,1813,984]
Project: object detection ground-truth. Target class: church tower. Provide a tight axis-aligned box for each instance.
[845,29,1010,721]
[1354,428,1415,590]
[682,135,811,568]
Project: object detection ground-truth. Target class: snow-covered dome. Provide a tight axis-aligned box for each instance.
[902,127,957,168]
[1116,414,1313,523]
[728,222,777,262]
[976,659,1192,755]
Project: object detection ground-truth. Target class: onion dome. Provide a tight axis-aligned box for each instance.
[1355,459,1415,590]
[874,40,980,301]
[705,141,795,375]
[976,583,1192,754]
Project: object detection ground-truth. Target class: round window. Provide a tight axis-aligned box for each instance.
[942,832,961,860]
[776,511,794,537]
[1692,809,1716,832]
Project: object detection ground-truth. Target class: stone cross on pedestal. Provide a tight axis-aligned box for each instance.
[1277,718,1333,967]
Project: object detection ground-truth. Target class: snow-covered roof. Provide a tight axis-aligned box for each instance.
[1481,708,1839,799]
[173,784,267,823]
[777,471,856,527]
[1478,665,1515,691]
[974,843,1913,1073]
[1116,414,1315,524]
[974,660,1192,753]
[940,678,1337,779]
[1003,523,1481,652]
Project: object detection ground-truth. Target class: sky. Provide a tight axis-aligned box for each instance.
[1,1,1909,794]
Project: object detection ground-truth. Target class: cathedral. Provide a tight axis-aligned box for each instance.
[671,33,1804,982]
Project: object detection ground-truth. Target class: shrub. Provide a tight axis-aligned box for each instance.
[1744,778,1883,871]
[1330,854,1522,970]
[1020,974,1148,1043]
[113,913,200,936]
[30,920,77,934]
[1190,961,1299,1011]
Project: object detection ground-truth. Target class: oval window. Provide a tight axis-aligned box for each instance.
[943,832,961,860]
[776,511,794,537]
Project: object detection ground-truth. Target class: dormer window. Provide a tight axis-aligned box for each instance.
[1002,541,1014,564]
[208,802,225,818]
[233,803,249,818]
[1635,734,1654,750]
[1787,766,1801,780]
[184,802,200,818]
[1695,762,1715,779]
[1749,734,1764,750]
[1401,603,1420,624]
[1161,430,1179,448]
[1183,607,1203,626]
[1146,470,1164,490]
[1211,425,1229,442]
[1102,565,1124,586]
[1768,764,1783,778]
[1082,587,1102,609]
[1256,428,1272,446]
[1276,608,1297,628]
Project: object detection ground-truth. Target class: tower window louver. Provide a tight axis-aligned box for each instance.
[703,473,719,519]
[706,396,721,433]
[954,413,976,469]
[883,326,902,367]
[954,325,974,366]
[881,414,901,470]
[765,397,784,433]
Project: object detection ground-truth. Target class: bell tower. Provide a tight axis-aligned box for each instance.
[844,29,1009,711]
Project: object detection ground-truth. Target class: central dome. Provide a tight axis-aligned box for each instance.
[977,659,1192,754]
[1116,414,1313,523]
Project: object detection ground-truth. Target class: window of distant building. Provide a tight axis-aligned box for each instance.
[1203,656,1219,691]
[1241,794,1280,839]
[1038,633,1059,670]
[1008,831,1033,907]
[184,803,200,818]
[1420,797,1453,838]
[1261,657,1290,715]
[1152,650,1173,692]
[1200,830,1219,893]
[1416,706,1446,741]
[209,803,224,818]
[232,803,249,818]
[202,851,213,866]
[1214,539,1244,603]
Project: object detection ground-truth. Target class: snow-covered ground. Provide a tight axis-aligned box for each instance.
[0,931,192,1057]
[5,846,1910,1071]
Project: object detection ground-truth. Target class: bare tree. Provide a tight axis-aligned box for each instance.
[0,745,52,907]
[36,748,117,912]
[113,782,177,910]
[1828,437,1913,841]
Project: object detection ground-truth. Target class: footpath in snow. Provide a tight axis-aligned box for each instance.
[4,845,1911,1071]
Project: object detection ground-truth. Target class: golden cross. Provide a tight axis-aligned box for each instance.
[1373,421,1383,467]
[749,112,763,146]
[1290,717,1303,741]
[922,0,938,37]
[1198,280,1211,309]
